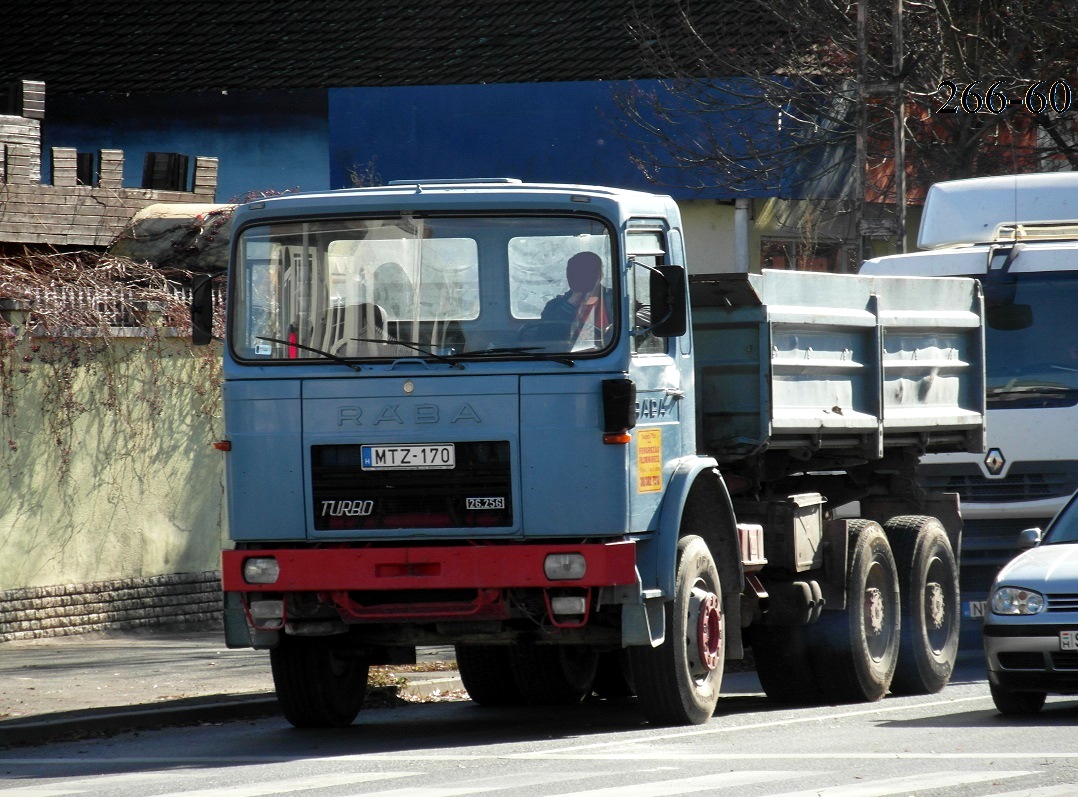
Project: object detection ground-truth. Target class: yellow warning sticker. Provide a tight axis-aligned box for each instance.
[636,427,663,493]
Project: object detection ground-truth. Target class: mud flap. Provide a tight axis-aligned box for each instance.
[622,597,667,647]
[224,591,279,649]
[223,592,253,649]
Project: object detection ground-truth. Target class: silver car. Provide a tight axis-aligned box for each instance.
[984,491,1078,714]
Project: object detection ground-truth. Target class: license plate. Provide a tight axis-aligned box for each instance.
[1061,630,1078,651]
[361,443,455,470]
[964,600,986,619]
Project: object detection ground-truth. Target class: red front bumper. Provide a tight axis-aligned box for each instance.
[221,540,639,593]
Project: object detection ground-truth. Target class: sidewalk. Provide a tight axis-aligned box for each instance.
[0,629,463,748]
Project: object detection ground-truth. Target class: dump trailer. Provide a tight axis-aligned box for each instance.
[192,179,985,728]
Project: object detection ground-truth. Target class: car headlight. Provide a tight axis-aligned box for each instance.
[990,586,1046,615]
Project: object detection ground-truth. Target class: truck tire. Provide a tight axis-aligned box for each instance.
[269,634,369,728]
[812,520,899,703]
[886,516,959,695]
[508,645,599,705]
[628,535,724,725]
[747,623,823,704]
[455,644,523,706]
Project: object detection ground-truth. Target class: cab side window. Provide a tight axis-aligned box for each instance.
[627,230,668,355]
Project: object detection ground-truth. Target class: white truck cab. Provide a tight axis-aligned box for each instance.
[860,172,1078,629]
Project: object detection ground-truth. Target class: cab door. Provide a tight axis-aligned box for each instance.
[626,225,687,534]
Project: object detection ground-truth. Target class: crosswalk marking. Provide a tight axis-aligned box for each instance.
[989,786,1078,797]
[0,773,177,796]
[525,694,993,757]
[540,771,803,797]
[0,772,416,797]
[0,767,1066,797]
[147,772,419,797]
[348,771,610,797]
[758,770,1033,797]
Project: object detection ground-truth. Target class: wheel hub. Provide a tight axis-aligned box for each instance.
[926,581,946,630]
[689,587,722,672]
[864,586,885,636]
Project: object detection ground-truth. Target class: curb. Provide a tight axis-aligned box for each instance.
[0,673,466,749]
[0,693,279,749]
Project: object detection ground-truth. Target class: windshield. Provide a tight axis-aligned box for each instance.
[229,215,616,363]
[1046,492,1078,545]
[983,272,1078,399]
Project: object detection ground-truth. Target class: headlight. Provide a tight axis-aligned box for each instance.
[544,553,587,580]
[242,557,280,584]
[990,586,1045,615]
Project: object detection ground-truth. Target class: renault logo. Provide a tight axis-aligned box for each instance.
[984,447,1006,477]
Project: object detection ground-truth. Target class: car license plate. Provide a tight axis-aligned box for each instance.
[361,443,455,470]
[964,600,986,619]
[1061,630,1078,651]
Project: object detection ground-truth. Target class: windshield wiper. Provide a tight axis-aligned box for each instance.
[987,384,1078,402]
[256,336,362,371]
[350,338,465,369]
[457,346,575,366]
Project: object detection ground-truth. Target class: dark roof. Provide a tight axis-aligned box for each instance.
[5,1,778,96]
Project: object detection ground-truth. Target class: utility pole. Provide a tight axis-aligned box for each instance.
[893,0,906,253]
[856,0,907,263]
[855,0,867,266]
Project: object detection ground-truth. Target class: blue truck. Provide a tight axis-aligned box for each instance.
[191,179,985,727]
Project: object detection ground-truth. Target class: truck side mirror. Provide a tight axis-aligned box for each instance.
[649,265,687,337]
[190,273,217,346]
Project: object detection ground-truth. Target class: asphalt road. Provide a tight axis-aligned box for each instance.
[3,654,1078,797]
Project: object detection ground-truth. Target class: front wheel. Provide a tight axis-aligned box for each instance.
[270,634,369,728]
[886,516,959,695]
[629,535,724,725]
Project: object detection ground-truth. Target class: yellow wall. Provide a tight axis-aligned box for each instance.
[0,321,225,591]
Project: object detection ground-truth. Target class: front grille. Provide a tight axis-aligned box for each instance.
[920,465,1077,503]
[1048,594,1078,612]
[311,441,512,530]
[1051,651,1078,670]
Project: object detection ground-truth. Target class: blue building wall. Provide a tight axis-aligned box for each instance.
[329,81,656,193]
[40,79,786,206]
[44,90,329,202]
[328,80,780,200]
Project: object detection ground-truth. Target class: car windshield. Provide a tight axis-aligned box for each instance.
[983,272,1078,400]
[229,215,616,363]
[1045,494,1078,544]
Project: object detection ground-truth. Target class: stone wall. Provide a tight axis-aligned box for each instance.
[0,571,222,642]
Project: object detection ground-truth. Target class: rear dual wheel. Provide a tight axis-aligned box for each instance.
[812,520,900,704]
[886,516,960,695]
